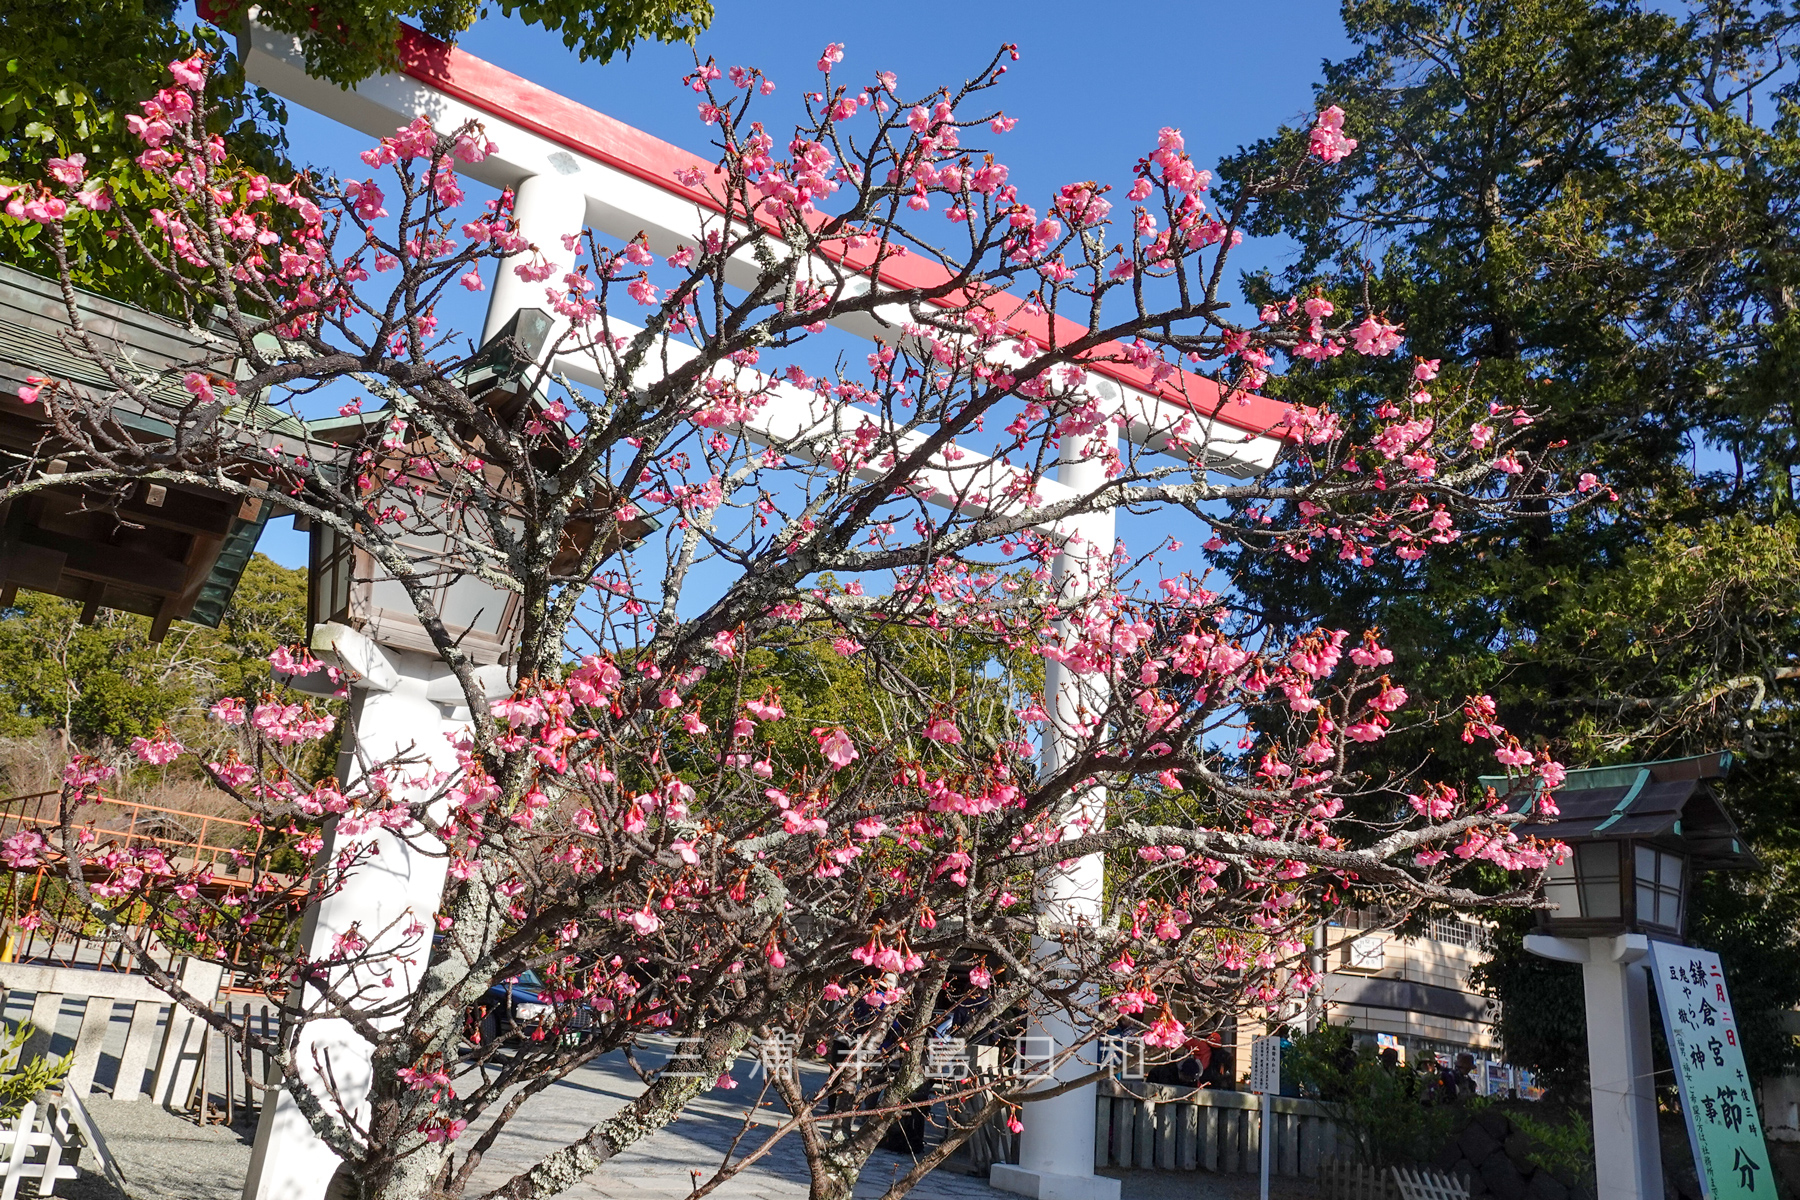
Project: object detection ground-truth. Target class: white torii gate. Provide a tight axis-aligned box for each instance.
[228,21,1293,1200]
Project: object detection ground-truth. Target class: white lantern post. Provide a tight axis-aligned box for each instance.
[1513,754,1755,1200]
[243,488,520,1200]
[243,633,476,1200]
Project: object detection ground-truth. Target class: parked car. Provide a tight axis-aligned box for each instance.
[464,968,600,1048]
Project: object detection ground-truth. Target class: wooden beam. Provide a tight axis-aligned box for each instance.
[148,592,180,643]
[18,527,188,595]
[79,578,104,625]
[114,485,235,538]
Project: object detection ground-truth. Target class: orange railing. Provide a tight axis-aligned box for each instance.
[0,791,295,978]
[0,790,264,873]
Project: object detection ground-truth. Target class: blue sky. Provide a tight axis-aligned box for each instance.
[252,1,1354,568]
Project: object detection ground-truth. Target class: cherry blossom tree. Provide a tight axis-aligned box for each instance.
[0,44,1582,1200]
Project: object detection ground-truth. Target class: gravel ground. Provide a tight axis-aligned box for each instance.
[61,1099,249,1200]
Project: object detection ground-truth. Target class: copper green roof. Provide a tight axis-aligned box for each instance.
[1496,753,1753,870]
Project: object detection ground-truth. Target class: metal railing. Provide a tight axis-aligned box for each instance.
[0,790,288,978]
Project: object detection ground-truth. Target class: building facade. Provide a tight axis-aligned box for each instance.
[1224,910,1538,1097]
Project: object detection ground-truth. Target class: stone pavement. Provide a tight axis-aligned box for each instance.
[53,1044,1318,1200]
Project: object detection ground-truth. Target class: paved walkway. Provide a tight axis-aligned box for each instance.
[52,1046,1317,1200]
[0,985,1313,1200]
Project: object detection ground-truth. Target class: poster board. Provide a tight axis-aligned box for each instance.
[1647,941,1778,1199]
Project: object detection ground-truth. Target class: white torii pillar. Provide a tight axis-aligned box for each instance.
[990,428,1122,1200]
[482,174,584,347]
[242,631,501,1200]
[1524,933,1664,1200]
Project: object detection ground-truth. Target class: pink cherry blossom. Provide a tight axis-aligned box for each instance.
[922,718,963,745]
[811,727,858,769]
[131,733,184,765]
[46,155,86,187]
[1494,740,1535,767]
[1142,1014,1187,1049]
[422,1118,469,1144]
[210,697,247,725]
[1308,105,1358,163]
[1349,315,1404,356]
[167,55,207,90]
[61,757,113,790]
[1,831,46,869]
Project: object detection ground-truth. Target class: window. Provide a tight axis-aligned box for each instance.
[1543,857,1579,919]
[1578,844,1623,918]
[1543,842,1620,919]
[309,524,353,627]
[1424,914,1495,950]
[1635,846,1684,930]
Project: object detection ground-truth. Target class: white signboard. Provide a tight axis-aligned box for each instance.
[1648,942,1777,1199]
[1250,1035,1281,1096]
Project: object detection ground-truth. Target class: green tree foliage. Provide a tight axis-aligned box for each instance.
[0,1024,71,1119]
[0,0,712,307]
[1527,514,1800,761]
[0,592,195,746]
[216,0,713,89]
[0,0,292,310]
[666,595,1045,800]
[0,553,318,766]
[1218,0,1800,1088]
[1286,1023,1456,1165]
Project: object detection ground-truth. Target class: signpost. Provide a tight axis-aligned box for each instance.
[1648,942,1777,1199]
[1250,1035,1281,1200]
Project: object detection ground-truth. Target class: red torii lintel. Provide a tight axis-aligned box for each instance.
[222,15,1295,450]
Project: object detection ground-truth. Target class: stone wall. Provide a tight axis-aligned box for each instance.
[1432,1109,1590,1200]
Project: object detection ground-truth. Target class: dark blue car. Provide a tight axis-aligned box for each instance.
[466,969,599,1047]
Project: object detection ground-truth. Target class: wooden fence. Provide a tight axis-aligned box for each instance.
[1093,1079,1345,1176]
[0,959,221,1106]
[187,998,281,1126]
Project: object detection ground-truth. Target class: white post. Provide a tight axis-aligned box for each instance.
[243,171,587,1200]
[1259,1091,1272,1200]
[1249,1033,1280,1200]
[1523,933,1664,1200]
[991,423,1121,1200]
[242,646,472,1200]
